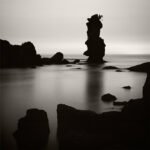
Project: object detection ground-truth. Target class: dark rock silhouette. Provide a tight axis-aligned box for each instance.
[103,66,119,70]
[50,52,64,64]
[73,59,80,64]
[128,62,150,72]
[122,86,131,89]
[74,67,82,70]
[83,14,106,63]
[121,96,148,149]
[116,69,123,72]
[61,59,69,64]
[101,93,117,102]
[42,52,70,65]
[0,39,42,68]
[13,109,50,150]
[66,64,72,67]
[57,73,150,150]
[0,39,71,68]
[143,73,150,97]
[41,57,52,65]
[57,104,122,150]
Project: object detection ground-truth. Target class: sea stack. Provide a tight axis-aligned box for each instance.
[84,14,106,63]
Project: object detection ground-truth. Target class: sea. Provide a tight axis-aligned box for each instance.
[0,54,150,150]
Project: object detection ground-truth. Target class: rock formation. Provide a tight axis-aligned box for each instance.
[101,93,117,102]
[128,62,150,72]
[13,109,50,150]
[83,14,106,63]
[41,52,69,65]
[0,39,42,68]
[57,104,122,150]
[0,39,70,68]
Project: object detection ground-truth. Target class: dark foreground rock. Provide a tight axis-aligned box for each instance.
[57,104,122,150]
[57,102,148,150]
[128,62,150,72]
[57,73,150,150]
[13,109,50,150]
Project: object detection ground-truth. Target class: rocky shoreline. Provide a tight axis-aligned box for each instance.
[0,39,79,68]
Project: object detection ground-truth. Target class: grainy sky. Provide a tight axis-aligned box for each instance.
[0,0,150,54]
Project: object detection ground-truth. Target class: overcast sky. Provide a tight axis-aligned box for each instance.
[0,0,150,54]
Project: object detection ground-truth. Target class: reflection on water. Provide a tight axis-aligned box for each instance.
[85,65,104,113]
[0,60,147,150]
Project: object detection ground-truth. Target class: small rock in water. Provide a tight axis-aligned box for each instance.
[73,59,80,64]
[101,93,117,102]
[116,69,123,72]
[103,66,119,70]
[122,86,131,89]
[66,64,72,67]
[74,67,82,70]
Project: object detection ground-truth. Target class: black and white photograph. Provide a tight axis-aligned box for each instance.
[0,0,150,149]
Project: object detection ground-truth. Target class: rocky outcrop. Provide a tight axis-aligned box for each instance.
[50,52,63,64]
[41,52,69,65]
[13,109,50,150]
[0,39,42,68]
[128,62,150,72]
[50,52,70,64]
[57,104,121,150]
[0,39,71,68]
[83,14,106,63]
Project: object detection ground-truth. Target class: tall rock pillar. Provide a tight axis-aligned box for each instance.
[84,14,106,63]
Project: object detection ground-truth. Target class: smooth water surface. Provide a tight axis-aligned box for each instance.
[0,55,149,150]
